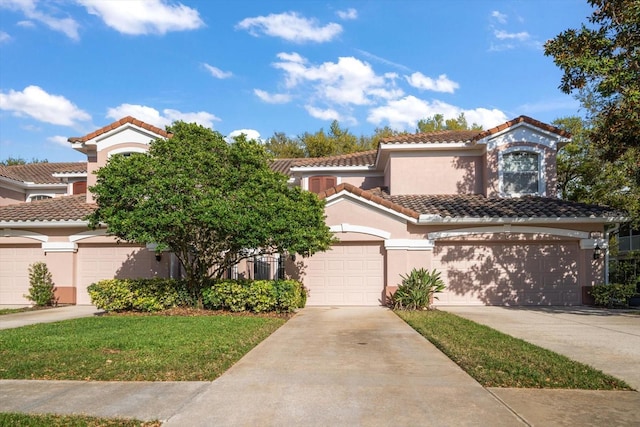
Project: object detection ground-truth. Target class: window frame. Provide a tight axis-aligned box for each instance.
[498,146,546,197]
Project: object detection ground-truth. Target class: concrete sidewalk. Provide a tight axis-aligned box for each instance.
[0,305,104,330]
[1,307,639,426]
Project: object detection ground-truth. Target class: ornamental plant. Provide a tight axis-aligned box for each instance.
[391,268,446,310]
[24,262,56,306]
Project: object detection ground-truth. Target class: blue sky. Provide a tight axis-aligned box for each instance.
[0,0,592,162]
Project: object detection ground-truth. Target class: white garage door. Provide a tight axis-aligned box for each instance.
[0,245,47,305]
[77,244,167,305]
[432,242,580,306]
[305,243,385,306]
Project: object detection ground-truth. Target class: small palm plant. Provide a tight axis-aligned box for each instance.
[391,268,445,310]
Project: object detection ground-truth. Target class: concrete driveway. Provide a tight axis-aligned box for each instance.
[440,306,640,390]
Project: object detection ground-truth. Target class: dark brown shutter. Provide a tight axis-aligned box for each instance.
[308,176,337,193]
[73,181,87,194]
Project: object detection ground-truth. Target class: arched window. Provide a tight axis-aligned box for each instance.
[29,195,52,202]
[502,151,540,195]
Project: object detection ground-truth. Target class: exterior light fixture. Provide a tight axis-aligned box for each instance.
[593,244,602,260]
[155,253,162,262]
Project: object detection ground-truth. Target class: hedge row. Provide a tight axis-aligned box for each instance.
[87,278,306,313]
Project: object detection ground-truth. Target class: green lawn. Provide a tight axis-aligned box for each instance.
[0,314,285,381]
[0,412,159,427]
[396,309,631,390]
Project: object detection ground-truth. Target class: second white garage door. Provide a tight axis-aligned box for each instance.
[305,243,385,306]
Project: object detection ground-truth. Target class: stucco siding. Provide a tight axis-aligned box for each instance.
[0,187,25,206]
[0,245,47,305]
[388,152,483,195]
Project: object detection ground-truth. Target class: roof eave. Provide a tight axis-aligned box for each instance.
[0,220,90,229]
[416,216,629,225]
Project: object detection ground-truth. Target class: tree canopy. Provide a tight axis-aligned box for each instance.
[555,116,640,225]
[416,113,482,133]
[544,0,639,160]
[87,122,334,302]
[0,157,48,166]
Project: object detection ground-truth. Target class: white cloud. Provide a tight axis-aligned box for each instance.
[0,0,80,40]
[494,29,530,41]
[305,105,341,121]
[78,0,203,35]
[356,49,411,72]
[203,63,232,79]
[106,104,219,129]
[228,128,261,142]
[0,31,11,43]
[273,53,400,106]
[0,85,91,126]
[17,20,35,28]
[367,96,507,131]
[405,72,459,93]
[254,89,291,104]
[47,135,69,147]
[236,12,342,43]
[491,10,508,24]
[336,8,357,20]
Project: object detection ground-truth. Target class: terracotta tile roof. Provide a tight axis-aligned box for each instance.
[68,116,170,143]
[290,150,377,168]
[0,162,86,184]
[319,183,624,220]
[380,130,481,145]
[269,158,296,175]
[379,116,571,146]
[472,115,571,141]
[0,194,96,222]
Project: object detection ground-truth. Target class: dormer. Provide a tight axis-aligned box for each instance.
[475,116,571,198]
[68,117,169,203]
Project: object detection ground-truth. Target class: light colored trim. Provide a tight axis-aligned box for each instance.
[69,228,107,242]
[417,216,624,225]
[580,238,608,250]
[329,224,391,239]
[1,228,48,242]
[0,220,89,229]
[52,172,87,178]
[498,146,546,197]
[107,146,148,158]
[42,242,78,253]
[480,122,566,150]
[428,225,590,240]
[324,191,416,223]
[384,239,434,250]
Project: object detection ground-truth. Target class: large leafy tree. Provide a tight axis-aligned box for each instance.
[0,157,48,165]
[416,113,482,133]
[544,0,639,160]
[263,132,305,158]
[87,122,333,303]
[555,116,640,225]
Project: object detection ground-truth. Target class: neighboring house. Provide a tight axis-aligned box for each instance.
[0,162,87,206]
[0,116,626,307]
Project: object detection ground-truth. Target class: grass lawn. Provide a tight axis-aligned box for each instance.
[396,309,631,390]
[0,313,285,381]
[0,412,159,427]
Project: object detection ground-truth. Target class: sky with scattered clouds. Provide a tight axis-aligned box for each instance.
[0,0,592,162]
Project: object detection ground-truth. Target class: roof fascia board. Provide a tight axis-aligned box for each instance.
[418,216,628,225]
[476,122,570,148]
[52,172,88,179]
[428,225,591,240]
[0,220,89,228]
[290,166,374,172]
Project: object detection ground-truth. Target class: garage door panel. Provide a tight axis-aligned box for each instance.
[305,242,384,306]
[0,246,47,305]
[433,242,579,306]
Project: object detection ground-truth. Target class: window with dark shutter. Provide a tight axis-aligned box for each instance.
[309,176,337,193]
[73,181,87,194]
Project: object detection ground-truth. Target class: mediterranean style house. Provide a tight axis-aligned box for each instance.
[0,116,626,307]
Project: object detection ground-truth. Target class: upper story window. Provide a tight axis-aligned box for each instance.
[500,148,545,197]
[29,195,52,202]
[308,176,337,194]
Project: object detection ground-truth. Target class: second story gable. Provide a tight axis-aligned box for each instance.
[288,116,570,199]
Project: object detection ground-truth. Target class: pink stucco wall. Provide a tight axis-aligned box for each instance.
[0,187,25,206]
[386,152,484,195]
[340,175,385,190]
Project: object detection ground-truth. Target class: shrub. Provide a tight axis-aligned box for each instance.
[24,262,56,306]
[589,283,637,308]
[203,279,306,313]
[87,278,193,312]
[390,268,446,310]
